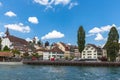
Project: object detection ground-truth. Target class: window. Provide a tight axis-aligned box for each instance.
[83,51,85,53]
[87,51,91,53]
[91,48,94,50]
[94,50,96,52]
[86,48,88,50]
[87,54,91,55]
[88,56,91,58]
[83,56,85,58]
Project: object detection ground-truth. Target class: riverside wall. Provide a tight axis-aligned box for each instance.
[23,61,120,67]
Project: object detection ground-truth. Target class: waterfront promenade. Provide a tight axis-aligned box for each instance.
[23,60,120,67]
[0,62,23,65]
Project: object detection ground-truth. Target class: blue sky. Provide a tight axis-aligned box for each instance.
[0,0,120,46]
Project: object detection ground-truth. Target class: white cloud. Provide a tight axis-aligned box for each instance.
[88,24,116,42]
[101,25,113,32]
[86,33,95,37]
[0,2,2,6]
[28,17,39,24]
[26,38,32,42]
[68,2,78,9]
[54,0,70,5]
[0,32,4,37]
[34,0,77,9]
[67,43,71,45]
[4,23,30,33]
[34,0,54,6]
[89,27,102,34]
[41,30,64,40]
[95,33,104,41]
[34,36,39,42]
[89,24,113,34]
[4,11,17,17]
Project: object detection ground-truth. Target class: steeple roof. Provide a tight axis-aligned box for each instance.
[5,28,10,36]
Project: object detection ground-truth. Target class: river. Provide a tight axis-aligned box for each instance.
[0,64,120,80]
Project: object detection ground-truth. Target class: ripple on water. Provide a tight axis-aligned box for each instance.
[0,65,119,80]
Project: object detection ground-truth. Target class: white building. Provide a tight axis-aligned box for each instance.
[81,44,102,60]
[43,52,49,60]
[56,42,71,58]
[36,46,64,60]
[1,28,29,53]
[49,47,64,60]
[1,37,12,50]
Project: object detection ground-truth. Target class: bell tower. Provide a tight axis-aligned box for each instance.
[5,28,10,36]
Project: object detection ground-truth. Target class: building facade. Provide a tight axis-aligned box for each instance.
[56,42,71,59]
[81,44,102,60]
[1,28,29,54]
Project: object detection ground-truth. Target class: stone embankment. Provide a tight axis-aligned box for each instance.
[23,61,120,67]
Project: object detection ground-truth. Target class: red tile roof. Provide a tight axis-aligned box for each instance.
[50,47,64,53]
[36,49,50,52]
[5,28,28,45]
[59,42,70,51]
[36,47,64,53]
[7,35,28,45]
[0,52,13,57]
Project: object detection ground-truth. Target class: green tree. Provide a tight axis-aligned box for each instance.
[37,40,42,46]
[32,53,39,58]
[3,45,10,51]
[104,27,119,61]
[12,49,20,55]
[45,41,49,47]
[77,26,85,53]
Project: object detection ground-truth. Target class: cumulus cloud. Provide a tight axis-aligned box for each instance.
[4,23,30,33]
[88,24,116,41]
[34,0,78,9]
[95,33,104,41]
[41,30,64,40]
[4,11,17,17]
[89,27,102,34]
[89,24,114,34]
[101,25,114,32]
[28,17,39,24]
[68,2,78,9]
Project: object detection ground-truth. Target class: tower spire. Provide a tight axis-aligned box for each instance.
[5,28,10,36]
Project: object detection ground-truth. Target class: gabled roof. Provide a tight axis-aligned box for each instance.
[36,49,50,52]
[86,44,102,52]
[59,42,70,51]
[7,35,28,45]
[50,47,64,53]
[5,28,28,45]
[36,47,64,53]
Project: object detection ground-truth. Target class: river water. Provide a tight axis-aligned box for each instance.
[0,64,120,80]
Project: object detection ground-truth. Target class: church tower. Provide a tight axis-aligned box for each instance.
[5,28,10,36]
